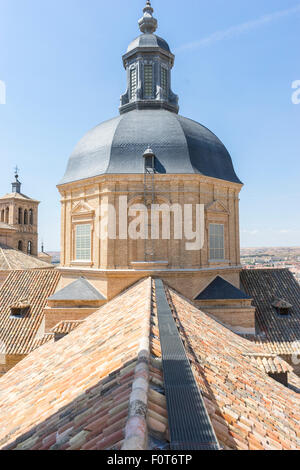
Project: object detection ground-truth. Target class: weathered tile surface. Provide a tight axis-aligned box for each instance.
[241,269,300,354]
[0,270,61,355]
[0,277,298,451]
[0,243,52,270]
[166,285,300,450]
[0,278,153,450]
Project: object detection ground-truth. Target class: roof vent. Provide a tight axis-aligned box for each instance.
[10,299,30,318]
[272,298,292,316]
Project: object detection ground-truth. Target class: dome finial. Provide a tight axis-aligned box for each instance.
[139,0,158,34]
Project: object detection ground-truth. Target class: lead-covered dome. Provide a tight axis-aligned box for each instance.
[60,2,241,187]
[127,34,171,53]
[60,109,241,185]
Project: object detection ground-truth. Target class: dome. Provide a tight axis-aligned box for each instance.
[60,109,242,185]
[127,34,171,53]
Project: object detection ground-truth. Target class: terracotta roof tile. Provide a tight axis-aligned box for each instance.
[0,270,61,354]
[0,244,52,270]
[51,320,85,335]
[0,277,298,450]
[0,192,39,202]
[166,285,300,450]
[0,278,161,450]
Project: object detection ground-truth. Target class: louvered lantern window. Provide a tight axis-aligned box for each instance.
[144,65,153,97]
[161,67,168,95]
[130,68,137,100]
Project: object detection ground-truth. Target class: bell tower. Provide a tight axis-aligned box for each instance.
[0,169,39,256]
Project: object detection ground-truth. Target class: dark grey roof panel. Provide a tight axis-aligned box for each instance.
[106,109,193,174]
[48,277,106,301]
[60,116,122,185]
[60,109,242,185]
[196,276,251,301]
[127,34,170,53]
[178,116,241,183]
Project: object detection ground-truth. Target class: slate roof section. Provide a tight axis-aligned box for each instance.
[0,278,298,450]
[195,276,251,301]
[48,277,106,301]
[241,269,300,355]
[60,109,242,186]
[0,270,61,355]
[166,286,300,450]
[0,244,52,270]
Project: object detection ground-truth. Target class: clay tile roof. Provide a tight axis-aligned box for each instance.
[241,269,300,355]
[48,277,105,301]
[0,269,61,355]
[242,353,292,375]
[0,278,298,451]
[51,320,85,335]
[0,244,53,270]
[195,276,251,301]
[0,278,165,451]
[29,333,55,352]
[165,285,300,450]
[0,192,39,203]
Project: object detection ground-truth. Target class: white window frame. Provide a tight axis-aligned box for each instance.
[75,224,91,261]
[209,223,225,261]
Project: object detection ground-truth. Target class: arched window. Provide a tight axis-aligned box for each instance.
[5,207,9,224]
[27,241,32,255]
[29,209,33,225]
[18,208,23,225]
[1,209,4,222]
[18,240,23,251]
[24,210,28,225]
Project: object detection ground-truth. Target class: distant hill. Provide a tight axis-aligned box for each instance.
[47,252,60,264]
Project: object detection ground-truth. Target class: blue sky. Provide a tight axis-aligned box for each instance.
[0,0,299,250]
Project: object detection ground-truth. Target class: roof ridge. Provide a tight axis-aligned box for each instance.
[122,277,152,450]
[0,245,11,270]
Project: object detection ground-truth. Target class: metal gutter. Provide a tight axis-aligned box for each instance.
[154,279,220,450]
